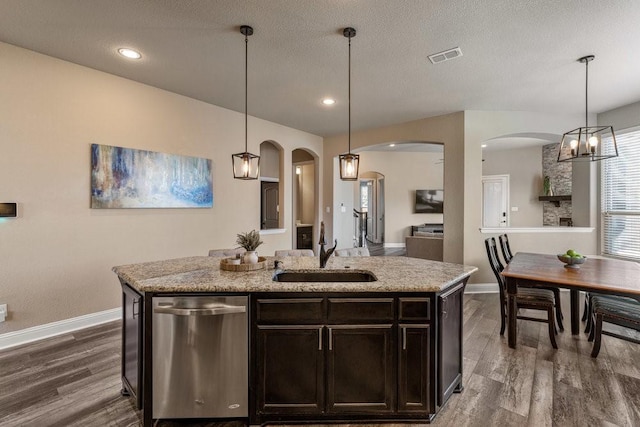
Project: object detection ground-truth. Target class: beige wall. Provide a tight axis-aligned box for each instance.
[598,100,640,131]
[482,145,543,227]
[323,113,465,263]
[299,163,315,225]
[0,42,323,333]
[259,141,280,180]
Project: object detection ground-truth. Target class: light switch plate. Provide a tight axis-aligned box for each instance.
[0,304,7,323]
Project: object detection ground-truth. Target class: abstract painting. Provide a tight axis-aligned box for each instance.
[91,144,213,208]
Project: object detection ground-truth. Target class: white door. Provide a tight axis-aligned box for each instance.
[482,175,509,227]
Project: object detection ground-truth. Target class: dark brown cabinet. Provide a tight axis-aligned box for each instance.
[251,291,469,424]
[121,283,143,409]
[398,324,431,413]
[326,325,394,413]
[256,325,324,415]
[438,282,465,406]
[296,225,313,249]
[397,297,433,414]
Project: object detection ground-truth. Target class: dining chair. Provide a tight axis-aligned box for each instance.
[499,233,564,332]
[335,247,370,257]
[485,237,558,349]
[588,294,640,357]
[208,248,245,257]
[498,234,513,263]
[274,249,314,257]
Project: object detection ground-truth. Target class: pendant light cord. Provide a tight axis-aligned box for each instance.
[245,32,248,152]
[348,32,352,154]
[585,57,589,128]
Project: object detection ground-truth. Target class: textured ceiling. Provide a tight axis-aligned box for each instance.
[1,0,640,137]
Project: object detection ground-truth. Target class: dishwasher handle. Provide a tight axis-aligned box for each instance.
[154,303,246,316]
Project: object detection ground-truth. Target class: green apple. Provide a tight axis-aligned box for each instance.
[566,249,577,257]
[572,254,583,259]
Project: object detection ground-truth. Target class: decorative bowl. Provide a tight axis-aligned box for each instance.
[557,254,586,269]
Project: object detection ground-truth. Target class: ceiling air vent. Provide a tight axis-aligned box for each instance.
[428,47,463,64]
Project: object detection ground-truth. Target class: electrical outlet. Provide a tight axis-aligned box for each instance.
[0,304,7,323]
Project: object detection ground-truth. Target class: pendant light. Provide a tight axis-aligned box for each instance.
[339,27,359,181]
[557,55,618,162]
[232,25,260,179]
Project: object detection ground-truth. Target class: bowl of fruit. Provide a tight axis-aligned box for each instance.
[557,249,586,269]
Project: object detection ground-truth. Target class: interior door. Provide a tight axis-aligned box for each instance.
[482,175,509,227]
[261,181,279,229]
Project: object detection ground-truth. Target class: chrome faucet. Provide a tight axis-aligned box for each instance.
[319,221,337,268]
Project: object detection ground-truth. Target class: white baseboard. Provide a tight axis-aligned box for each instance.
[383,243,406,248]
[0,307,121,350]
[464,283,499,294]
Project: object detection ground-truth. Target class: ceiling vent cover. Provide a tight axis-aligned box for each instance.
[428,47,463,64]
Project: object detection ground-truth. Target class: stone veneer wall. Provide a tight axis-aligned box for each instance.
[542,143,572,226]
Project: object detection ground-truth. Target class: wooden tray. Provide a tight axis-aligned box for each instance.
[220,256,267,272]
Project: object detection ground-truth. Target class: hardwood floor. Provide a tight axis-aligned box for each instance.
[367,242,406,257]
[1,293,639,426]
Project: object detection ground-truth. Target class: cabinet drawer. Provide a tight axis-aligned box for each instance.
[256,298,323,323]
[327,298,394,322]
[399,298,430,321]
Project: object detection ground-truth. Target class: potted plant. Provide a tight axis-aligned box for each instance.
[236,230,263,264]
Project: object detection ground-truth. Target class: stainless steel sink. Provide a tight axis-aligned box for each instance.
[272,270,378,282]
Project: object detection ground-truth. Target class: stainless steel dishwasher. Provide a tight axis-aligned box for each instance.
[152,296,248,419]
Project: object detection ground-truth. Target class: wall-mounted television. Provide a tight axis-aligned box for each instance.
[0,203,17,217]
[415,190,443,214]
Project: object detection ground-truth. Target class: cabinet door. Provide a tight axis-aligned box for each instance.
[256,325,324,415]
[122,284,143,409]
[398,324,432,413]
[438,283,465,406]
[326,325,394,413]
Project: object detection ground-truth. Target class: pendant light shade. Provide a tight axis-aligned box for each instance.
[557,55,618,162]
[339,27,359,181]
[232,25,260,179]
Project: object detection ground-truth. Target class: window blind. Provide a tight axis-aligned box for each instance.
[602,130,640,260]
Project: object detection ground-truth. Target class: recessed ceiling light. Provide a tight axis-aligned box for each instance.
[481,144,487,148]
[389,144,396,147]
[322,98,336,105]
[118,48,142,60]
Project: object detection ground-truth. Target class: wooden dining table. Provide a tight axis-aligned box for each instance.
[502,252,640,349]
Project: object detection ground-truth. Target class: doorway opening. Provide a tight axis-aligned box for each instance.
[357,171,385,246]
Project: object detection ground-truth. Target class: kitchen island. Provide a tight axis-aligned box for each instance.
[113,255,477,426]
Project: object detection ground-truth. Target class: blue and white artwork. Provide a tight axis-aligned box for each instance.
[91,144,213,208]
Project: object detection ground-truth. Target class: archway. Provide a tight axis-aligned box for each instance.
[292,148,319,251]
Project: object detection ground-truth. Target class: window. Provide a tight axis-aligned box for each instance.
[601,129,640,261]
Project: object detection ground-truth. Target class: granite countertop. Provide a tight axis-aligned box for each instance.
[113,255,477,294]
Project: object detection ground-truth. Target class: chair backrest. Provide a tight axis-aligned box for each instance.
[484,237,506,299]
[208,248,244,257]
[274,249,314,257]
[335,247,370,257]
[498,234,513,263]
